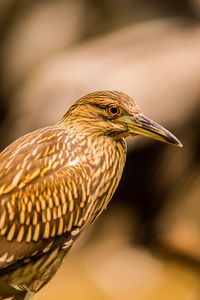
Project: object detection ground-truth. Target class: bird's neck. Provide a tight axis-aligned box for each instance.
[60,124,127,225]
[62,124,127,157]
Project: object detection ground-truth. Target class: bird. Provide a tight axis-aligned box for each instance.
[0,91,182,299]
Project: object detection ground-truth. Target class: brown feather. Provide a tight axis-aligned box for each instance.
[0,91,144,298]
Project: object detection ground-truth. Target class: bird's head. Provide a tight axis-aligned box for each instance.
[61,91,182,147]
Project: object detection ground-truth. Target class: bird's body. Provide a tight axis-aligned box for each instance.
[0,91,182,299]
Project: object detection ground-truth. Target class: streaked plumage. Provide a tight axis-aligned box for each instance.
[0,91,182,299]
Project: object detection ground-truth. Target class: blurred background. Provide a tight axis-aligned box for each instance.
[1,0,200,299]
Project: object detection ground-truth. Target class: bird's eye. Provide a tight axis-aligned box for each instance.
[107,105,121,116]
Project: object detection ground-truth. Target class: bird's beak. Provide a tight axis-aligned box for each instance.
[119,113,183,147]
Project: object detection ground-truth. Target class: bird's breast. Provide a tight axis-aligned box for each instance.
[71,136,127,225]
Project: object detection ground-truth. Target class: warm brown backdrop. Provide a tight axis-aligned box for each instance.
[0,1,200,299]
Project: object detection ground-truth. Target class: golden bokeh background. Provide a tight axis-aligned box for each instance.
[0,1,200,299]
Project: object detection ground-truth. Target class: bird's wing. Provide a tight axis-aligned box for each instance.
[0,126,95,270]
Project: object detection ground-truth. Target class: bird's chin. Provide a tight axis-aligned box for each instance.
[109,132,129,140]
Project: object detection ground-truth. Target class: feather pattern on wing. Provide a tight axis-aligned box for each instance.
[0,125,126,270]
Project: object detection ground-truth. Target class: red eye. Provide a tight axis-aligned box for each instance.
[107,105,121,116]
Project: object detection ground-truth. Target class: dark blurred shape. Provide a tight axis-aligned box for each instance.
[83,0,197,39]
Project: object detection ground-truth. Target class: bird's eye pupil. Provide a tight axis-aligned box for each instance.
[110,107,117,114]
[108,106,120,116]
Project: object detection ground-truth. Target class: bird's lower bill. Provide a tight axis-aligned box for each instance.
[119,113,182,147]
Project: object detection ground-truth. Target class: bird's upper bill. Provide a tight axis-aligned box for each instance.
[117,113,182,147]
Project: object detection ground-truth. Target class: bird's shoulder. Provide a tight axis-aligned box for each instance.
[0,125,77,194]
